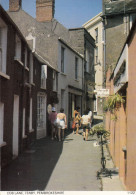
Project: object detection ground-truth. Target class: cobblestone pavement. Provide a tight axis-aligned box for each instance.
[1,129,102,191]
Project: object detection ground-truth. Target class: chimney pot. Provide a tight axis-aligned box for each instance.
[36,0,55,22]
[9,0,22,12]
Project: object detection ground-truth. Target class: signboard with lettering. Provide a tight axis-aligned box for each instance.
[94,89,109,97]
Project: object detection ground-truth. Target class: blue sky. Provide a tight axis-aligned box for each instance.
[0,0,102,28]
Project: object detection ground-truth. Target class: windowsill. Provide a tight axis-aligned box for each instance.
[75,79,79,82]
[29,129,34,133]
[0,71,10,80]
[60,72,67,76]
[40,87,46,90]
[0,142,7,147]
[25,66,29,71]
[31,83,35,86]
[23,135,27,139]
[14,58,24,66]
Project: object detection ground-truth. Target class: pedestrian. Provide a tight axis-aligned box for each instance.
[57,108,67,141]
[81,111,91,141]
[72,106,80,134]
[48,107,57,140]
[75,112,81,135]
[87,107,93,129]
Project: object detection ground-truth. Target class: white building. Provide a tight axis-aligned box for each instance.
[57,38,84,127]
[83,12,104,116]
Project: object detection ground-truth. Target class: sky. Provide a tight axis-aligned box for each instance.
[0,0,102,28]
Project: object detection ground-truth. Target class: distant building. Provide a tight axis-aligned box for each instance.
[83,12,104,116]
[69,28,95,113]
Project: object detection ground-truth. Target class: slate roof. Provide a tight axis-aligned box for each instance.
[7,9,63,70]
[103,0,136,16]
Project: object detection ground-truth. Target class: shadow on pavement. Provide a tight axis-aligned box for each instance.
[1,129,72,191]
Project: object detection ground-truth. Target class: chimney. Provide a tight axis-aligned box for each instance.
[36,0,55,22]
[9,0,22,12]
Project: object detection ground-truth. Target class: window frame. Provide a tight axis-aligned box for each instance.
[75,57,78,80]
[61,46,65,73]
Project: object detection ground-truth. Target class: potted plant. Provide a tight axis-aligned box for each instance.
[103,93,125,113]
[91,123,110,138]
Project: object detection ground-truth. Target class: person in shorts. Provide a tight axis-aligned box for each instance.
[81,111,91,141]
[48,107,57,140]
[57,108,67,141]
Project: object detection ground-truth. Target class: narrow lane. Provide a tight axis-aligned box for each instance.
[45,130,101,191]
[2,129,101,191]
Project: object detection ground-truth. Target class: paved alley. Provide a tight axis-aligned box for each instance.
[1,129,101,191]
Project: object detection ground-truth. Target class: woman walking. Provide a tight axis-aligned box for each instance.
[48,107,57,140]
[81,111,91,141]
[72,106,80,134]
[57,108,67,141]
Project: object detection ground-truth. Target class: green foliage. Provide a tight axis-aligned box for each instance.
[91,123,110,138]
[103,93,125,113]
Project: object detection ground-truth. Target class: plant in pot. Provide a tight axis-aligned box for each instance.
[91,123,110,138]
[103,93,125,114]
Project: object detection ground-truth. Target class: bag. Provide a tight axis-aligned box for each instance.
[72,121,75,129]
[54,118,60,126]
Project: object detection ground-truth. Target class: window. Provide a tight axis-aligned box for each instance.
[15,35,21,61]
[0,102,4,145]
[61,47,65,73]
[22,108,26,138]
[61,89,65,109]
[53,70,58,92]
[25,47,28,67]
[29,53,33,84]
[75,57,78,80]
[41,65,47,89]
[29,98,33,132]
[95,46,98,64]
[37,94,46,129]
[0,23,7,74]
[95,28,98,43]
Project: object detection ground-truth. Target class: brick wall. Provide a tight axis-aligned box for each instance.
[36,0,55,22]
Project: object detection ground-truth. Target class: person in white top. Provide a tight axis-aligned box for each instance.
[56,108,67,142]
[87,108,93,129]
[81,111,91,141]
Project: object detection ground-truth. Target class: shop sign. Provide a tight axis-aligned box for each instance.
[94,89,109,97]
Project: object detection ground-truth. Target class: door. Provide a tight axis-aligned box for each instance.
[37,93,47,139]
[13,95,19,157]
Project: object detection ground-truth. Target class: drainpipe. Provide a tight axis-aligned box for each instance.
[102,17,106,88]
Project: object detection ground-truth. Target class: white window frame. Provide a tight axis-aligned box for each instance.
[25,47,28,68]
[29,98,33,132]
[75,57,78,80]
[29,53,33,84]
[0,21,8,74]
[41,65,47,89]
[15,34,21,61]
